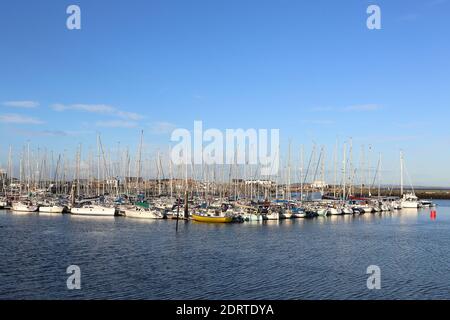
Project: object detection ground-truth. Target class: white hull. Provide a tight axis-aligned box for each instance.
[328,208,342,215]
[281,212,293,219]
[0,201,8,208]
[12,203,38,212]
[292,212,306,218]
[401,201,419,209]
[342,207,354,214]
[361,206,373,213]
[263,212,279,220]
[123,208,164,219]
[39,206,65,213]
[243,213,263,222]
[71,206,116,216]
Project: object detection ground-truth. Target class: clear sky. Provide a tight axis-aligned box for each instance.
[0,0,449,186]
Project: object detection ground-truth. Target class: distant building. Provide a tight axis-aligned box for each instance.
[245,180,275,187]
[311,180,328,189]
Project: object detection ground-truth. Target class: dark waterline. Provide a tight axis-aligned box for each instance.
[0,201,449,300]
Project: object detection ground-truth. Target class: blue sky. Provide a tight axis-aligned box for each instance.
[0,0,449,186]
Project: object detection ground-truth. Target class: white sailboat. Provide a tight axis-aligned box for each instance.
[39,205,65,213]
[70,204,116,216]
[12,201,38,212]
[120,205,165,219]
[399,151,419,209]
[401,193,419,208]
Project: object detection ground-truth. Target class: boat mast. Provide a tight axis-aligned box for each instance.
[97,134,100,196]
[400,150,404,196]
[342,142,347,201]
[7,145,12,196]
[136,130,144,195]
[368,145,372,197]
[378,153,382,198]
[287,141,291,201]
[333,139,337,199]
[300,145,304,202]
[360,145,364,197]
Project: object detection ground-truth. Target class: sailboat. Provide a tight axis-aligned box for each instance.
[401,193,419,208]
[12,201,38,212]
[399,151,419,209]
[70,203,117,216]
[39,205,65,213]
[120,205,165,219]
[192,208,233,223]
[38,199,66,213]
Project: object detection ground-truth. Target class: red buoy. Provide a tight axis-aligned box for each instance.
[430,210,437,220]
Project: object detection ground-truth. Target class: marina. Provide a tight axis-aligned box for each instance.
[0,136,437,223]
[0,201,448,300]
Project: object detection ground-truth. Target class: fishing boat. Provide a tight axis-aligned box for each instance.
[192,212,233,223]
[70,204,117,216]
[12,201,38,212]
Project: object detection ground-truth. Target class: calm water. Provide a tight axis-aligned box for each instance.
[0,201,449,300]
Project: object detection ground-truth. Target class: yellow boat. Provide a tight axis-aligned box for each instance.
[192,213,233,223]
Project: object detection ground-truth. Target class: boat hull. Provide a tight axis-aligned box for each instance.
[71,206,116,216]
[39,206,65,213]
[401,201,419,208]
[192,214,233,223]
[12,204,38,212]
[123,209,164,219]
[243,213,263,222]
